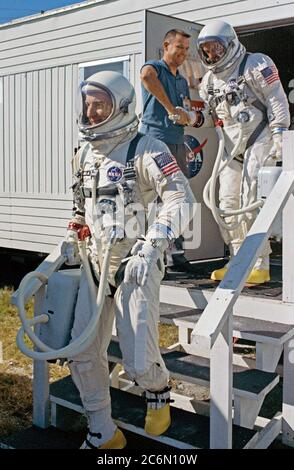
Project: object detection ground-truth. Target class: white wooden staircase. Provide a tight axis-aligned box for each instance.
[3,131,294,450]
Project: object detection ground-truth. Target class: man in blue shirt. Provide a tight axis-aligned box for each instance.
[140,29,199,271]
[140,29,192,177]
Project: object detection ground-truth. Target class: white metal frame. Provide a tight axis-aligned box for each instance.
[190,131,294,448]
[78,55,130,82]
[11,244,66,428]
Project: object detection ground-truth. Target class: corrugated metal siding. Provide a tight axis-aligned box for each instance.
[0,0,293,253]
[0,65,77,252]
[0,65,77,195]
[0,5,144,75]
[0,194,72,252]
[153,0,294,25]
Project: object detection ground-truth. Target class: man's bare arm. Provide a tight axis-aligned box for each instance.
[140,65,189,125]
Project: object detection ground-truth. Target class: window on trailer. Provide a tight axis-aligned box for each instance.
[78,56,130,81]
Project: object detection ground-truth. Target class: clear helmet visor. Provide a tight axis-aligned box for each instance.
[78,81,114,130]
[199,40,227,66]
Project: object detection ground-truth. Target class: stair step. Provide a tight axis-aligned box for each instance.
[159,282,294,326]
[161,275,282,301]
[49,376,257,449]
[0,424,175,450]
[108,339,279,399]
[159,303,294,345]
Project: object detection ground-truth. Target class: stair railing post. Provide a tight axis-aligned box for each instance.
[210,313,233,448]
[10,246,66,428]
[33,283,50,428]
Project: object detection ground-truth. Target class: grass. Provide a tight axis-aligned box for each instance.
[0,286,178,439]
[0,287,70,437]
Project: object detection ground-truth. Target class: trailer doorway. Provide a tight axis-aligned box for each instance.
[238,22,294,125]
[143,10,225,262]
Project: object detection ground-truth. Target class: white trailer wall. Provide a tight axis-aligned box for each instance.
[0,0,293,252]
[152,0,294,26]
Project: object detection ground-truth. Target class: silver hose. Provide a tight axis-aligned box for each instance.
[203,125,263,232]
[16,242,112,361]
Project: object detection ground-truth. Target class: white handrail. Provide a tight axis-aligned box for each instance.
[11,242,67,307]
[191,130,294,448]
[191,169,294,351]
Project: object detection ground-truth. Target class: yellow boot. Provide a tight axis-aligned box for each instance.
[99,429,127,449]
[211,266,228,281]
[144,386,172,436]
[81,428,127,449]
[246,269,270,284]
[144,403,171,436]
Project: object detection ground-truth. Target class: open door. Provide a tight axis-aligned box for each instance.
[143,10,225,261]
[238,24,294,124]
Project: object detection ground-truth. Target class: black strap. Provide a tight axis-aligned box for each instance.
[207,71,214,93]
[81,186,119,198]
[142,386,175,404]
[88,431,102,438]
[88,257,117,298]
[114,254,131,288]
[246,100,268,150]
[238,53,269,150]
[126,132,144,162]
[238,53,269,151]
[238,52,250,77]
[85,439,97,449]
[84,430,102,450]
[234,154,244,164]
[126,132,144,163]
[145,397,174,404]
[124,134,140,180]
[80,143,90,167]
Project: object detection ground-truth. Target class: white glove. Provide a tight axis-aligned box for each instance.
[124,240,160,286]
[271,132,283,161]
[63,228,81,265]
[187,110,198,126]
[168,107,190,126]
[62,216,85,265]
[168,107,203,127]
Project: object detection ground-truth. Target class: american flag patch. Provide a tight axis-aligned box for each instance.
[261,65,280,85]
[153,152,180,176]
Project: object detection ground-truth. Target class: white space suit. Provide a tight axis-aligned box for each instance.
[196,20,290,283]
[64,71,196,448]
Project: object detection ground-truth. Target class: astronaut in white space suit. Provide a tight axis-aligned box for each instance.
[195,20,290,284]
[64,71,196,449]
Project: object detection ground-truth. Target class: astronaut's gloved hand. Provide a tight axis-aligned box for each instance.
[62,215,85,265]
[64,229,80,266]
[124,238,166,286]
[168,107,190,126]
[124,240,158,286]
[186,110,205,128]
[128,239,145,256]
[271,132,283,161]
[271,128,287,162]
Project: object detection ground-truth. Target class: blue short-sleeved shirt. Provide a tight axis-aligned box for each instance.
[140,59,190,145]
